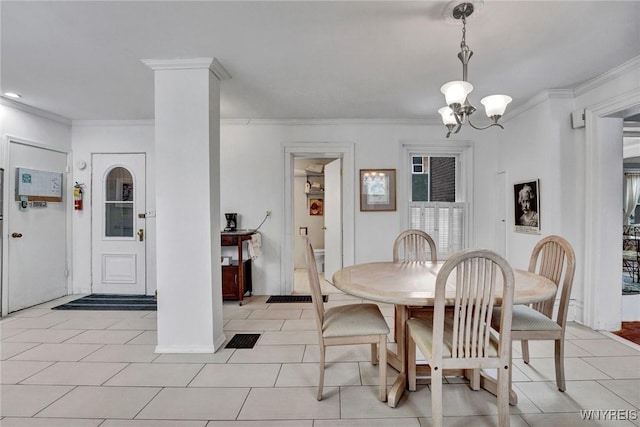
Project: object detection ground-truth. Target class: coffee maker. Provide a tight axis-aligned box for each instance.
[224,213,238,232]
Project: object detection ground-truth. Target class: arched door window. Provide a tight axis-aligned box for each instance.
[105,167,134,237]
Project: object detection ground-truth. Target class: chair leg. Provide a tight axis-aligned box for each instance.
[378,335,388,402]
[554,338,566,392]
[497,365,511,427]
[393,306,399,343]
[431,366,443,427]
[468,369,480,391]
[371,343,378,365]
[317,344,326,401]
[521,340,530,364]
[407,333,417,391]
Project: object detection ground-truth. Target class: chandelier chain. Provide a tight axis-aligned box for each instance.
[461,14,467,49]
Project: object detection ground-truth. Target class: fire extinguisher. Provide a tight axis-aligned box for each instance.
[73,182,83,210]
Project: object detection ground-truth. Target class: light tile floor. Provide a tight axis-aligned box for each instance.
[1,292,639,427]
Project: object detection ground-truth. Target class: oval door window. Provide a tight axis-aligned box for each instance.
[105,167,134,237]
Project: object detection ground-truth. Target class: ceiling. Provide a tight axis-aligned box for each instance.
[1,1,639,122]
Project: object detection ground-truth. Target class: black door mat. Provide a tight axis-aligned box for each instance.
[266,295,327,303]
[225,333,261,349]
[52,294,157,311]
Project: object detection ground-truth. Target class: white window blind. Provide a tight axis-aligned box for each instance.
[409,202,465,258]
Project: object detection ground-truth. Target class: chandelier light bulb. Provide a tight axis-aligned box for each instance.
[480,95,512,118]
[438,107,457,125]
[440,81,473,107]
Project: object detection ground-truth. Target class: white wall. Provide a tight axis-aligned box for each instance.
[0,101,72,313]
[65,121,501,298]
[494,56,640,328]
[496,93,586,320]
[3,58,639,331]
[219,122,502,295]
[575,58,640,328]
[71,121,156,295]
[500,94,579,269]
[1,102,72,153]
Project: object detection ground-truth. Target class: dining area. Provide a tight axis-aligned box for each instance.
[304,230,578,426]
[2,237,638,426]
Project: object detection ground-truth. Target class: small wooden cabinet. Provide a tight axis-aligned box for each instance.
[221,231,254,305]
[222,260,252,302]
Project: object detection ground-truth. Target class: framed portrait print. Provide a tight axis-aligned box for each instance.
[514,179,540,234]
[360,169,396,211]
[309,198,323,216]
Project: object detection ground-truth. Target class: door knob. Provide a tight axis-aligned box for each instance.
[11,232,23,238]
[138,229,144,242]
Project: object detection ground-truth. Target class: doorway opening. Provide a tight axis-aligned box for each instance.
[292,157,341,295]
[621,113,640,322]
[282,142,355,296]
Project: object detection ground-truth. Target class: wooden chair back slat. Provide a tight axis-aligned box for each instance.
[437,249,514,361]
[393,229,437,263]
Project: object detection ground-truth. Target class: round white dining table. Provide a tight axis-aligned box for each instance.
[332,261,557,408]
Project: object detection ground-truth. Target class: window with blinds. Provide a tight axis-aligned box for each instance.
[409,153,465,258]
[410,202,464,258]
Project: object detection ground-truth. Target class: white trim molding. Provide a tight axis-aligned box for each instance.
[582,89,640,331]
[574,55,640,97]
[141,57,231,80]
[0,96,71,125]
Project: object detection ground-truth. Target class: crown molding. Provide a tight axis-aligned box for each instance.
[0,96,71,125]
[141,57,231,80]
[502,89,575,123]
[574,55,640,97]
[220,118,441,126]
[72,119,155,127]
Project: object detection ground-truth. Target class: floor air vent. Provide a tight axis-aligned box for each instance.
[225,333,261,349]
[266,295,327,303]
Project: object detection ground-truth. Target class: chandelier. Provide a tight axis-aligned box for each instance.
[438,2,512,138]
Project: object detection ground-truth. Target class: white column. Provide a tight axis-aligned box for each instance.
[143,58,230,352]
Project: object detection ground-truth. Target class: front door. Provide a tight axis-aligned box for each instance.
[6,141,68,313]
[91,153,146,294]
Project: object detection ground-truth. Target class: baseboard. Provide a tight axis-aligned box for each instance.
[154,345,217,354]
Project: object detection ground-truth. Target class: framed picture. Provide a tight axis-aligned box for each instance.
[309,198,323,216]
[115,178,133,202]
[514,179,540,234]
[360,169,396,211]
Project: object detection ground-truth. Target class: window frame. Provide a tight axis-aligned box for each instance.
[399,141,474,254]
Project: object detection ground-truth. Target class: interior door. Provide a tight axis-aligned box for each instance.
[7,142,68,313]
[91,153,146,294]
[323,158,342,280]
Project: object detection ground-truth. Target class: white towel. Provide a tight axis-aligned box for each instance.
[248,232,261,259]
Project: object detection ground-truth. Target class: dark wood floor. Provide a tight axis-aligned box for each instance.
[613,321,640,345]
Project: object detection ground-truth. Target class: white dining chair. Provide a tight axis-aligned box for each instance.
[491,235,576,391]
[392,229,437,342]
[303,236,390,401]
[393,229,438,263]
[407,249,515,427]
